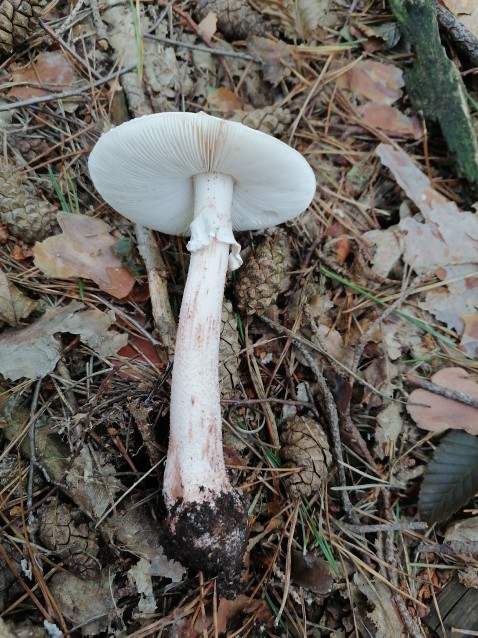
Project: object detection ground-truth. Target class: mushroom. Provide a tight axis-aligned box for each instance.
[88,112,316,584]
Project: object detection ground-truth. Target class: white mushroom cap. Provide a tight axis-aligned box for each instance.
[88,112,316,236]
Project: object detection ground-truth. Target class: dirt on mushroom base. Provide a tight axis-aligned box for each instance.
[163,489,248,596]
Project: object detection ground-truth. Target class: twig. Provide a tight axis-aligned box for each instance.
[54,359,78,416]
[381,491,426,637]
[345,521,428,534]
[275,502,299,626]
[406,373,478,410]
[418,541,478,557]
[144,34,259,61]
[27,378,43,525]
[434,1,478,67]
[89,293,161,346]
[261,315,360,524]
[304,305,383,473]
[88,0,109,46]
[134,225,177,359]
[0,64,137,112]
[54,0,88,35]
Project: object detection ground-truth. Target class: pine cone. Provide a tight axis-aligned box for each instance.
[0,0,45,55]
[37,499,101,580]
[0,164,58,242]
[193,0,268,41]
[279,415,331,499]
[235,228,293,316]
[231,106,291,136]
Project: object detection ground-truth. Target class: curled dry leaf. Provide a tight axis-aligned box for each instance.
[34,212,135,299]
[279,415,331,498]
[407,367,478,435]
[0,269,38,326]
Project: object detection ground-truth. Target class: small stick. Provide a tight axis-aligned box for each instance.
[27,378,43,525]
[143,34,259,61]
[88,0,109,47]
[406,373,478,410]
[275,502,299,626]
[134,224,176,360]
[0,64,137,112]
[261,315,360,524]
[418,541,478,557]
[434,1,478,68]
[381,491,427,636]
[55,0,88,35]
[345,521,428,534]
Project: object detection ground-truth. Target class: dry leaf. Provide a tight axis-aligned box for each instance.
[175,594,272,636]
[252,0,330,40]
[336,60,404,105]
[207,87,245,115]
[8,51,77,101]
[48,571,116,636]
[246,36,292,85]
[127,558,156,613]
[462,311,478,358]
[290,550,334,594]
[197,11,217,40]
[377,143,478,355]
[407,367,478,434]
[115,336,163,379]
[0,270,38,326]
[357,103,422,139]
[0,301,128,381]
[353,572,406,638]
[34,212,135,299]
[362,228,402,279]
[374,403,403,459]
[445,517,478,543]
[349,21,401,52]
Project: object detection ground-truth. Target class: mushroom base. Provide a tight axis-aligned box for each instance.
[164,490,248,595]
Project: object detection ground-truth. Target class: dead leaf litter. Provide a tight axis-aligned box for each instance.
[1,0,478,635]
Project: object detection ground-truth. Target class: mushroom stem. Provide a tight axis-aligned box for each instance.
[163,172,247,583]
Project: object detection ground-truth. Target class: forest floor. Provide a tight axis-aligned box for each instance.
[1,0,478,636]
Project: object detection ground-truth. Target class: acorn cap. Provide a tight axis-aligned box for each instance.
[88,112,316,235]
